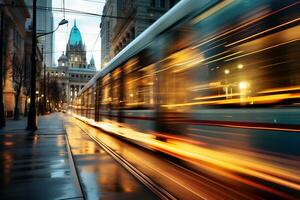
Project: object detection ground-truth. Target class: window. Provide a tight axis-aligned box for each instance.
[150,0,155,7]
[75,57,78,62]
[101,74,111,110]
[160,0,165,8]
[111,68,121,109]
[124,61,155,109]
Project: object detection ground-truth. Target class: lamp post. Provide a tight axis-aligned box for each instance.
[26,0,37,130]
[43,63,46,114]
[26,0,68,130]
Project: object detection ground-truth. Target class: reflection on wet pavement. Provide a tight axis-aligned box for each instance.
[64,119,159,200]
[0,113,82,200]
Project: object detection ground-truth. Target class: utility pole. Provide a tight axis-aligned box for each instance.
[43,63,46,114]
[41,46,46,115]
[0,9,5,128]
[47,71,50,112]
[27,0,37,130]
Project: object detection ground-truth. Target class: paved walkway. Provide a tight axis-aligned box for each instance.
[0,113,83,200]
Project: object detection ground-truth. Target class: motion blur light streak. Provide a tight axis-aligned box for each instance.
[258,85,300,94]
[225,37,300,62]
[225,17,300,47]
[191,1,300,49]
[71,0,300,198]
[162,93,300,107]
[73,114,300,194]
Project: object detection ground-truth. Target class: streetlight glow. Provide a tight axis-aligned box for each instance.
[239,81,249,90]
[238,64,244,69]
[224,69,230,74]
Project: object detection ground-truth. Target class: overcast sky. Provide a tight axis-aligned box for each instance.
[52,0,105,70]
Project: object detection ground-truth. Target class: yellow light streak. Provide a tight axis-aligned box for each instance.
[191,0,234,24]
[225,18,300,47]
[162,93,300,108]
[258,85,300,94]
[226,37,300,61]
[191,2,300,49]
[73,114,300,191]
[193,93,242,101]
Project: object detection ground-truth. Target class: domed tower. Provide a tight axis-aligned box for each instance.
[66,20,87,68]
[58,52,68,67]
[88,55,96,70]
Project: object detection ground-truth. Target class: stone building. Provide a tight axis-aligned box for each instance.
[1,0,43,117]
[46,21,97,104]
[25,0,54,68]
[100,0,180,68]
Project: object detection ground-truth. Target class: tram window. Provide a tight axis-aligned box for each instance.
[111,68,121,109]
[101,74,111,110]
[124,64,155,109]
[124,58,139,75]
[159,48,199,109]
[158,0,300,108]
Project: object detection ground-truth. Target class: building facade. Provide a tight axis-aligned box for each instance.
[47,21,96,104]
[100,0,180,68]
[25,0,54,68]
[1,0,44,117]
[37,0,54,68]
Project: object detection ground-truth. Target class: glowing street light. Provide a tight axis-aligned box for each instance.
[224,69,230,74]
[239,81,249,90]
[238,64,244,69]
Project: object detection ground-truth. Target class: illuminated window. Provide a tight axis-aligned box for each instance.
[124,64,155,108]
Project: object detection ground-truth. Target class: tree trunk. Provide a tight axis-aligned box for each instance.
[24,95,28,116]
[13,93,20,120]
[13,83,22,120]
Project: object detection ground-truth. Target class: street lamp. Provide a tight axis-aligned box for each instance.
[27,0,68,130]
[37,19,68,39]
[42,19,68,116]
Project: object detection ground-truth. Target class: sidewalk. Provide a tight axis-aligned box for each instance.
[0,113,83,200]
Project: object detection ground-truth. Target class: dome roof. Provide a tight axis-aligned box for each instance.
[58,53,68,62]
[68,20,83,46]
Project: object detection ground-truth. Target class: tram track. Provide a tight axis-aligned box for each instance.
[69,116,260,200]
[75,122,177,200]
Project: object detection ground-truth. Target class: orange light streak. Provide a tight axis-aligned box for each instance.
[73,114,300,192]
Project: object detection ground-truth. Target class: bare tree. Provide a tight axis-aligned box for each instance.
[48,80,64,111]
[12,54,24,120]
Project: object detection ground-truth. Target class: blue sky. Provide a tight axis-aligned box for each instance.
[52,0,105,70]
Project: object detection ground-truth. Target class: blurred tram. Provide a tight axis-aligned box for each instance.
[73,0,300,198]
